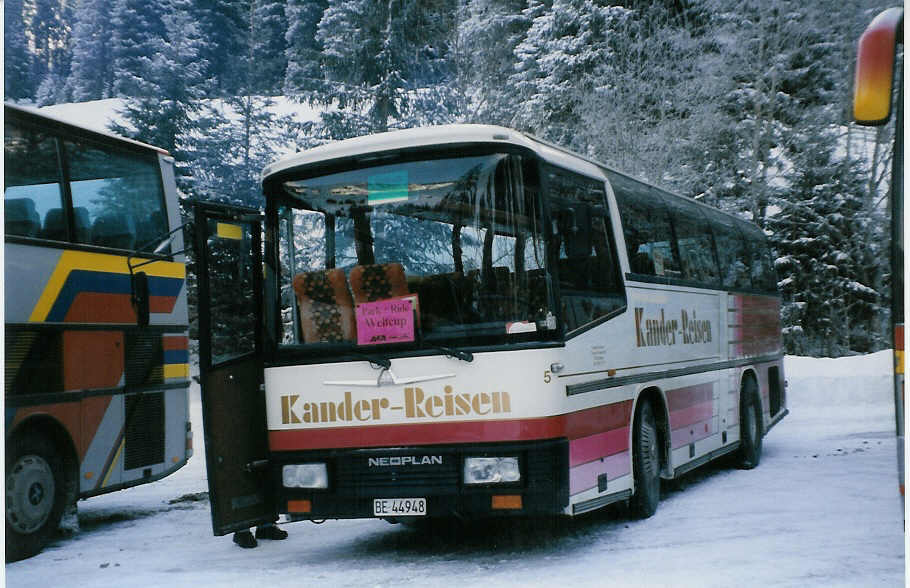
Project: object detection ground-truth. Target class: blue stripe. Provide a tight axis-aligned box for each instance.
[46,270,184,322]
[164,349,189,364]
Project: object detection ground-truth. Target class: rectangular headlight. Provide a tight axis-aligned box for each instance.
[463,457,521,485]
[282,463,328,489]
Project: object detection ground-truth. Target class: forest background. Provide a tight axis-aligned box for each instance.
[4,0,899,357]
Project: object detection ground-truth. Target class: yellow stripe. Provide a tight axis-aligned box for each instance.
[216,222,243,240]
[100,438,125,488]
[896,350,904,375]
[29,250,186,322]
[164,364,190,379]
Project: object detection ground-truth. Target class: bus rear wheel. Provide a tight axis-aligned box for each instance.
[737,379,763,469]
[630,399,661,519]
[6,433,66,562]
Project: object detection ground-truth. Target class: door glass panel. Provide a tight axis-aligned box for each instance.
[205,218,256,364]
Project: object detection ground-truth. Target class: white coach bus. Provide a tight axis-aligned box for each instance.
[193,124,786,535]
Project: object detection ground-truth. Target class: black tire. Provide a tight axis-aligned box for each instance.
[6,433,66,562]
[737,378,763,469]
[630,399,661,519]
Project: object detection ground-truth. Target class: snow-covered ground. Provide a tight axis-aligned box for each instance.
[6,352,905,587]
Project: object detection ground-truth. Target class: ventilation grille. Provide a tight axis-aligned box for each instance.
[124,392,165,470]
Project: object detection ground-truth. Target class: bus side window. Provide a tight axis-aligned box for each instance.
[4,121,65,238]
[64,138,168,252]
[710,217,752,290]
[743,227,777,293]
[663,197,720,286]
[547,167,625,333]
[609,172,681,279]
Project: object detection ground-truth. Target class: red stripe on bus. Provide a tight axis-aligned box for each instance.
[64,292,178,323]
[163,335,189,350]
[895,324,904,351]
[666,382,713,411]
[269,401,634,451]
[569,427,629,467]
[669,400,715,430]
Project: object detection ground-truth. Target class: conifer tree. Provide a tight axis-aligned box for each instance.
[510,0,631,151]
[284,0,328,96]
[250,0,289,95]
[110,0,167,97]
[194,0,250,96]
[299,0,460,139]
[66,0,115,101]
[456,0,534,125]
[5,0,35,100]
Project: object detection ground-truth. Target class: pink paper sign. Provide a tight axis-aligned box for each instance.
[355,296,416,346]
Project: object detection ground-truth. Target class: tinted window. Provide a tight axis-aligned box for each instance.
[704,209,752,290]
[65,139,168,252]
[664,197,720,285]
[547,167,625,333]
[742,224,777,293]
[4,121,65,239]
[608,171,681,279]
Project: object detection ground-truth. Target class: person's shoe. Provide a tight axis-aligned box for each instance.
[233,530,258,548]
[255,525,288,540]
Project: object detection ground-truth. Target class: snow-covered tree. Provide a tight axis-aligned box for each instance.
[250,0,289,95]
[65,0,115,101]
[284,0,328,96]
[194,0,251,96]
[510,0,631,151]
[5,0,35,100]
[110,2,211,193]
[110,0,167,97]
[298,0,460,139]
[456,0,533,125]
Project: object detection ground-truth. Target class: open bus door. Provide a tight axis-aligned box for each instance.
[853,6,903,501]
[193,202,276,535]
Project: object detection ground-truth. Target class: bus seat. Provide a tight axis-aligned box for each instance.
[92,213,137,250]
[73,207,91,243]
[348,263,409,304]
[5,198,41,237]
[41,208,68,241]
[293,269,356,343]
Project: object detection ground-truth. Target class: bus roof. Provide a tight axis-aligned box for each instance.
[262,124,604,182]
[263,123,761,235]
[4,102,171,156]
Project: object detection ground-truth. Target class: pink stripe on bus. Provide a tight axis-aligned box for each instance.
[569,452,630,494]
[569,427,629,467]
[670,417,715,449]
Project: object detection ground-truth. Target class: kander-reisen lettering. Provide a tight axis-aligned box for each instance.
[635,307,713,348]
[280,386,511,425]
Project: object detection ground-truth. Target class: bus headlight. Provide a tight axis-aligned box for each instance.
[463,457,521,485]
[282,464,328,489]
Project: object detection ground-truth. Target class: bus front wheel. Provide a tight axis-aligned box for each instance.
[737,379,763,469]
[630,399,661,519]
[6,433,66,562]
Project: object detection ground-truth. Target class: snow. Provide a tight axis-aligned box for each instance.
[5,352,905,587]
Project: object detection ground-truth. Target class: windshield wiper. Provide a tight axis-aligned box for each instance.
[342,351,391,369]
[430,345,474,363]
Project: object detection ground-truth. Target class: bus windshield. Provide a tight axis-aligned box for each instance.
[276,151,557,352]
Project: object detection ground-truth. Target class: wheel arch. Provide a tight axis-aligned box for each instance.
[7,415,80,505]
[739,368,765,435]
[631,386,672,478]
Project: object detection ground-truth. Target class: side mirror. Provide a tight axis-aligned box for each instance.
[131,271,150,328]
